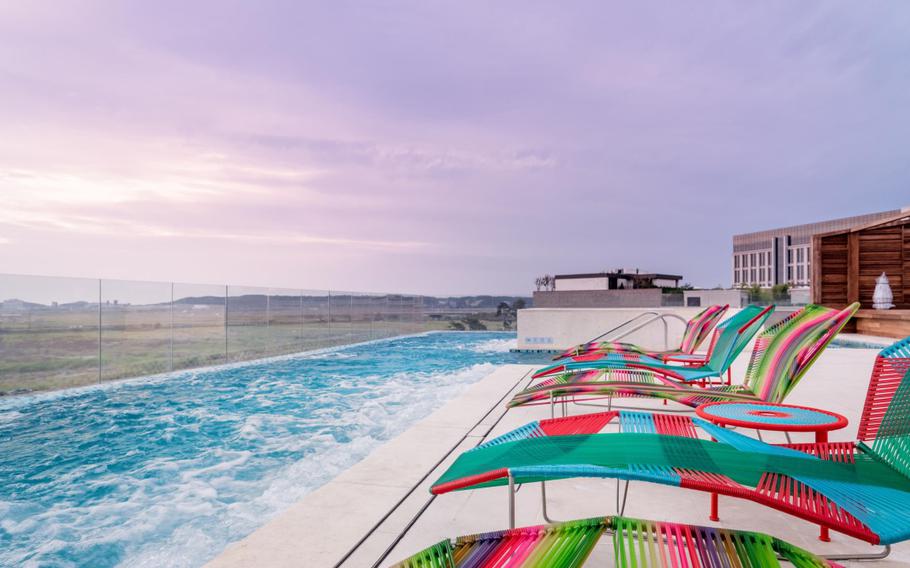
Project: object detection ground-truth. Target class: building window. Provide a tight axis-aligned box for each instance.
[734,256,740,269]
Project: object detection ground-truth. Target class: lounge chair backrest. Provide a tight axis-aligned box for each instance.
[857,336,910,478]
[703,305,773,373]
[678,304,729,354]
[742,303,860,403]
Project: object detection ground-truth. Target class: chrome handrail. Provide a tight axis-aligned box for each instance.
[591,312,689,350]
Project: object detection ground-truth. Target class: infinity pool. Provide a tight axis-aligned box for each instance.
[0,332,545,567]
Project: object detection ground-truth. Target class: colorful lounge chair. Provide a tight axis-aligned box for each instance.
[431,337,910,559]
[552,304,729,363]
[513,303,859,412]
[532,305,772,382]
[390,515,841,567]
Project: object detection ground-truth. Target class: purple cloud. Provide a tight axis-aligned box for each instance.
[0,2,908,294]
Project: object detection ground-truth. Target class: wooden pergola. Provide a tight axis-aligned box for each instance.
[813,211,910,338]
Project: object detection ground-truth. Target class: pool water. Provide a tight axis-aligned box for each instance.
[0,332,546,567]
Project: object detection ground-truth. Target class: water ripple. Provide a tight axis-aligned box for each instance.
[0,332,544,567]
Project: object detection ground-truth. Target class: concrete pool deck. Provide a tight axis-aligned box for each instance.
[207,347,910,568]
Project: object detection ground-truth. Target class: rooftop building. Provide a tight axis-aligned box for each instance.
[553,269,682,291]
[731,207,908,289]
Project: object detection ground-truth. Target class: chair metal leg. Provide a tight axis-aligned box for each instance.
[508,472,515,529]
[619,480,630,516]
[541,480,560,523]
[824,544,891,561]
[615,479,630,514]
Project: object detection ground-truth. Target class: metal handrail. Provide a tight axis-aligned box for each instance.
[587,311,661,342]
[590,312,689,350]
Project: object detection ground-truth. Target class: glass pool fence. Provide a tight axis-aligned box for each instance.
[0,273,522,395]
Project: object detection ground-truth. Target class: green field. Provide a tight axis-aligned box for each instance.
[0,305,506,395]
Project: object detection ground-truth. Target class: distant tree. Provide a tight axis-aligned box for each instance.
[513,298,526,310]
[449,321,466,331]
[535,275,555,292]
[463,317,487,331]
[747,284,765,303]
[771,283,791,301]
[680,282,695,290]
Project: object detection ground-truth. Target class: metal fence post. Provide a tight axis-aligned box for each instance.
[98,279,102,382]
[169,282,174,372]
[224,285,229,362]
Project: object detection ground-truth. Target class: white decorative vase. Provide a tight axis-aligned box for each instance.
[872,272,895,310]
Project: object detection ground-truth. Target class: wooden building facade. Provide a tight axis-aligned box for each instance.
[812,211,910,338]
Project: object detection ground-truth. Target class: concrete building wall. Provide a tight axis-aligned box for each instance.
[683,289,749,308]
[553,276,609,291]
[517,307,742,350]
[532,289,663,308]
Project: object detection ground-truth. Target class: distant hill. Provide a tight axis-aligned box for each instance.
[2,294,533,311]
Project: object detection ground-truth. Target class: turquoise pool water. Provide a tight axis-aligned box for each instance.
[0,332,546,567]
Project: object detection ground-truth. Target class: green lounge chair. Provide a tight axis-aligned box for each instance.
[531,305,773,383]
[431,336,910,560]
[514,304,858,413]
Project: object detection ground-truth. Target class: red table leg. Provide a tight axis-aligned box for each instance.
[815,429,831,541]
[710,432,720,521]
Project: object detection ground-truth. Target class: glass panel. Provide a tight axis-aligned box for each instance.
[269,288,303,356]
[328,291,352,344]
[0,274,99,393]
[300,290,331,351]
[100,279,172,381]
[350,292,376,343]
[227,286,269,361]
[173,282,226,370]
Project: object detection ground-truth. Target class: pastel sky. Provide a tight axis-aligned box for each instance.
[1,2,908,295]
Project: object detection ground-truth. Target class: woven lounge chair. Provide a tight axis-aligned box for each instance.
[533,305,772,382]
[431,337,910,560]
[513,304,858,414]
[390,515,841,567]
[553,304,729,363]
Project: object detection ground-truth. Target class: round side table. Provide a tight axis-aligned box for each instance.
[695,401,848,444]
[695,401,848,542]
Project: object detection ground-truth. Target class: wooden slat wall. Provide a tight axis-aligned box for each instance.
[815,233,848,306]
[904,225,910,308]
[814,220,909,309]
[858,226,904,308]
